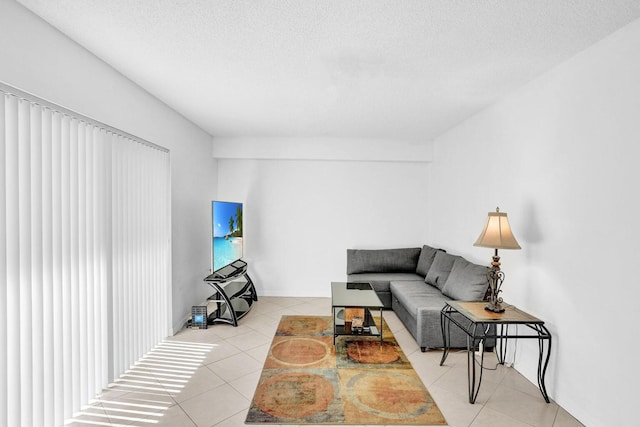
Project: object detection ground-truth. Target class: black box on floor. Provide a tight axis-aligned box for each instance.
[191,306,208,329]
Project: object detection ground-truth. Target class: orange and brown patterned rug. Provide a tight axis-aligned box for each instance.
[245,315,447,425]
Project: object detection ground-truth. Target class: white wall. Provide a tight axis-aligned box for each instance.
[213,136,433,162]
[0,1,217,333]
[215,156,430,297]
[429,18,640,427]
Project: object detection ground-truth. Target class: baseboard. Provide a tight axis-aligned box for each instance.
[172,313,191,335]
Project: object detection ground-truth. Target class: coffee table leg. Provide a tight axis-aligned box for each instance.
[333,307,336,345]
[379,308,383,344]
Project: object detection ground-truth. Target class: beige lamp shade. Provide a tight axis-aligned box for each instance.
[474,208,521,250]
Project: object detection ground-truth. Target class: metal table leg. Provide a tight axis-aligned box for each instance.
[466,324,485,404]
[440,305,451,366]
[536,324,552,403]
[333,306,337,345]
[496,324,509,364]
[379,307,383,344]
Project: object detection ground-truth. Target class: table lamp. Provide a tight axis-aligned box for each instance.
[473,207,521,312]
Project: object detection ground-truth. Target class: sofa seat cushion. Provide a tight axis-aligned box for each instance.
[347,248,421,274]
[347,273,424,294]
[390,280,449,317]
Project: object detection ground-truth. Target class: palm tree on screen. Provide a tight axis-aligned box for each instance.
[236,206,243,236]
[229,216,235,235]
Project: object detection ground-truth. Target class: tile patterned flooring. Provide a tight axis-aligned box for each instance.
[67,297,584,427]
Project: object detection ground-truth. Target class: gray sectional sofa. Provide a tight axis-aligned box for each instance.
[347,245,494,351]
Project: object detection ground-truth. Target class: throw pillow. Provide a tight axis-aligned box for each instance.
[442,257,490,301]
[425,251,458,290]
[415,245,439,277]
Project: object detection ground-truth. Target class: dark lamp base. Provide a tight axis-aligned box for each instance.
[485,303,505,313]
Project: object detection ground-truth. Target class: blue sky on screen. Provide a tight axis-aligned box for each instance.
[212,201,242,237]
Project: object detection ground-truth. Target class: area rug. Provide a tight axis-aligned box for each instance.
[245,315,447,425]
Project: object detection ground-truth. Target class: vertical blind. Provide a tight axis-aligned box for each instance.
[0,83,171,427]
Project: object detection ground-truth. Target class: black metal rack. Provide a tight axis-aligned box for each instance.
[204,260,257,326]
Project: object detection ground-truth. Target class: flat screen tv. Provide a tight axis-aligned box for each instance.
[211,200,244,273]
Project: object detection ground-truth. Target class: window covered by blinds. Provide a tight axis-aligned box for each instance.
[0,83,171,427]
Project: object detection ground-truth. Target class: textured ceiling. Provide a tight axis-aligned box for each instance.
[16,0,640,141]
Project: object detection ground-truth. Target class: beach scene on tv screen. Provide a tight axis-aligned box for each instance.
[212,201,243,271]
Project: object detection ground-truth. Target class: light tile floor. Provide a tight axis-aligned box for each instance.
[67,297,584,427]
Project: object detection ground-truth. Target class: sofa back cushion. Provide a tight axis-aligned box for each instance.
[346,248,421,274]
[415,245,440,277]
[425,251,459,290]
[442,257,489,301]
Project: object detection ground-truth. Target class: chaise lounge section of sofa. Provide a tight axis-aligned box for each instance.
[347,245,494,351]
